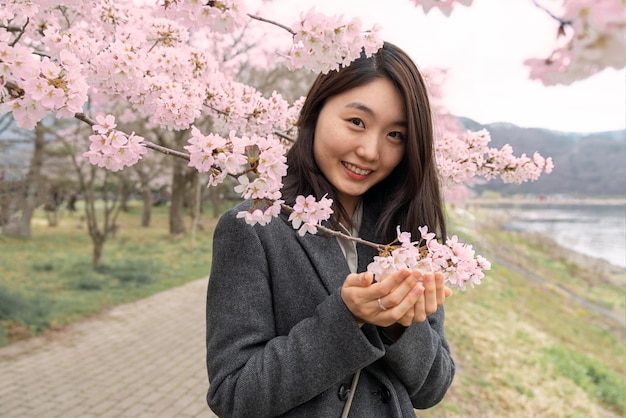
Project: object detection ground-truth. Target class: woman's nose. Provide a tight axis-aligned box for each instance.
[355,134,380,161]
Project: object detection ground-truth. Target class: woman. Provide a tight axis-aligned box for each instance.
[206,42,454,417]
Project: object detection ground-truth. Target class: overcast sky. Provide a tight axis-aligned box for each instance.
[252,0,625,134]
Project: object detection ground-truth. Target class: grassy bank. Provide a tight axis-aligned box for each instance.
[419,206,625,417]
[1,203,624,416]
[0,203,215,347]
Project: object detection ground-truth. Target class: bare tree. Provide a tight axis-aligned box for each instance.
[52,121,123,267]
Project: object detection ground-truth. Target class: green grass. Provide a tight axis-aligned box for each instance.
[0,203,215,346]
[542,344,624,412]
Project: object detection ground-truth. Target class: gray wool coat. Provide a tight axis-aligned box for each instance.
[206,200,455,417]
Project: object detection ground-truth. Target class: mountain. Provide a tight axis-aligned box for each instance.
[457,117,626,198]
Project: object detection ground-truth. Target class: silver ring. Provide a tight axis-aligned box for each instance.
[377,297,387,311]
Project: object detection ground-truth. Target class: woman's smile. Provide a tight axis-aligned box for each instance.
[342,161,373,178]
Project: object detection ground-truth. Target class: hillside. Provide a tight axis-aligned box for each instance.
[458,118,626,197]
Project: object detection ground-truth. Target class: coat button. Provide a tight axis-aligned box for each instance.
[375,386,391,403]
[337,383,351,401]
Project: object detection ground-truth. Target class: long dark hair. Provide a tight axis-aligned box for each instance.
[282,42,446,243]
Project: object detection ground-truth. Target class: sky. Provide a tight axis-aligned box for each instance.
[249,0,625,134]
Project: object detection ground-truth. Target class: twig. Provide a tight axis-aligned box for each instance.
[144,141,190,160]
[9,18,29,47]
[273,130,295,143]
[532,0,572,26]
[247,14,295,36]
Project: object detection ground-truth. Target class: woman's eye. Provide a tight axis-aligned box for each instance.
[349,118,364,128]
[388,131,405,141]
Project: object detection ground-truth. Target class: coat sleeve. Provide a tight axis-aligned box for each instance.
[380,307,455,409]
[206,208,385,418]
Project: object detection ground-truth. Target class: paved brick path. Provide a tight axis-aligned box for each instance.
[0,279,218,418]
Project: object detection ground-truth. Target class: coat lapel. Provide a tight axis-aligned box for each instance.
[295,224,351,294]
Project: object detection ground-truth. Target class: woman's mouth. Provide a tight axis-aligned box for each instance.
[343,162,372,176]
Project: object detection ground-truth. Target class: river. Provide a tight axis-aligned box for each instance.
[473,201,626,268]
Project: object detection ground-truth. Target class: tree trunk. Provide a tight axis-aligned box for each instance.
[169,158,186,235]
[208,186,221,218]
[119,180,131,212]
[141,184,152,227]
[92,231,105,268]
[16,124,46,238]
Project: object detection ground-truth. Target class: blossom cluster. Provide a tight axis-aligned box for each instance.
[183,126,289,225]
[288,195,334,236]
[204,75,299,137]
[524,0,625,86]
[409,0,474,16]
[368,226,491,290]
[83,115,148,171]
[436,129,554,187]
[0,40,88,129]
[158,0,249,33]
[285,8,383,74]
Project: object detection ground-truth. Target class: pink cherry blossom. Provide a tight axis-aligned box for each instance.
[288,194,334,236]
[367,225,490,290]
[284,8,383,73]
[83,115,147,172]
[525,0,625,86]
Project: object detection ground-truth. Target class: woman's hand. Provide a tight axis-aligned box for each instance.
[341,269,423,327]
[340,269,452,329]
[399,271,451,325]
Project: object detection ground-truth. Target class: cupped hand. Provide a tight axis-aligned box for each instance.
[340,269,452,329]
[340,269,423,327]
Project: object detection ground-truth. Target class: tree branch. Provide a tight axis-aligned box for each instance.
[74,112,191,161]
[247,14,295,36]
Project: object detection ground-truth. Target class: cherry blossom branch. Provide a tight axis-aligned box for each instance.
[247,14,295,35]
[74,113,191,160]
[272,130,295,143]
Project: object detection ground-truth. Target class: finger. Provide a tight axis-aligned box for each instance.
[413,284,427,323]
[423,273,438,315]
[435,272,446,306]
[444,287,453,298]
[343,271,374,289]
[396,309,414,327]
[376,281,422,327]
[378,270,420,309]
[376,269,412,296]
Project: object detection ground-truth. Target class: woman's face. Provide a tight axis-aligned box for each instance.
[313,77,407,217]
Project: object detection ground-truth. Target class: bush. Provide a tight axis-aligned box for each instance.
[96,260,159,285]
[0,285,53,338]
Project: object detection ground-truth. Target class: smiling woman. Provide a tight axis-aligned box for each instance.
[206,42,454,417]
